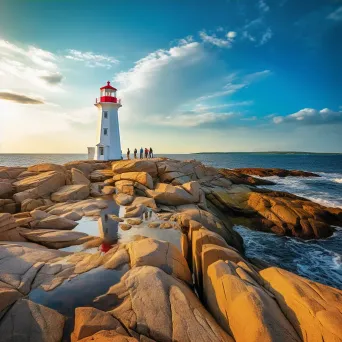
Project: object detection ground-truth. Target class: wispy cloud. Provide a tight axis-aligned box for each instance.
[194,101,253,112]
[0,91,44,104]
[259,28,273,45]
[273,108,342,125]
[197,70,271,101]
[227,31,237,39]
[244,70,271,83]
[0,39,63,90]
[199,31,232,48]
[258,0,269,13]
[155,111,236,127]
[327,6,342,21]
[39,73,63,85]
[196,83,246,101]
[242,17,273,46]
[65,49,119,68]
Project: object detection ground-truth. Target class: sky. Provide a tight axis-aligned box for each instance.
[0,0,341,153]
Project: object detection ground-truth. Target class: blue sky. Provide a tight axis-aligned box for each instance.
[0,0,341,153]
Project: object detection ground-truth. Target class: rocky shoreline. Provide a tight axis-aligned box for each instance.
[0,159,341,342]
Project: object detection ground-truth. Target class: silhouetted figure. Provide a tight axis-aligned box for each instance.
[149,147,153,158]
[127,148,130,160]
[134,148,137,159]
[144,148,148,158]
[140,147,143,159]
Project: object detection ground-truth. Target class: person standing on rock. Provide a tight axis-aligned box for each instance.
[134,148,137,159]
[127,148,130,160]
[144,148,148,158]
[140,147,143,159]
[149,147,153,158]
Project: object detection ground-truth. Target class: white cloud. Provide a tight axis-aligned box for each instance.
[241,116,257,121]
[327,6,342,21]
[194,101,253,112]
[197,70,271,101]
[199,31,232,48]
[196,83,246,101]
[258,0,270,13]
[273,108,342,125]
[227,31,237,39]
[259,28,273,45]
[0,38,63,90]
[157,111,236,127]
[244,69,271,82]
[65,49,119,68]
[242,19,273,46]
[113,39,245,127]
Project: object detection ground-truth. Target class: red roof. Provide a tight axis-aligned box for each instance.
[100,81,117,91]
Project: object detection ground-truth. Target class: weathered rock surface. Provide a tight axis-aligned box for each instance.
[205,260,301,342]
[131,196,158,210]
[64,160,109,177]
[21,198,53,212]
[90,169,114,182]
[219,169,275,185]
[102,185,115,195]
[13,171,66,202]
[33,213,78,230]
[115,180,134,196]
[27,163,66,174]
[0,299,65,342]
[71,168,91,185]
[126,237,192,284]
[0,242,69,294]
[114,193,134,206]
[0,281,22,319]
[172,208,243,252]
[112,159,160,177]
[95,266,233,342]
[0,166,26,179]
[61,211,83,221]
[0,181,13,198]
[19,228,93,248]
[51,184,90,202]
[46,199,107,216]
[113,171,154,189]
[260,267,342,342]
[234,167,320,178]
[146,182,199,205]
[71,307,132,342]
[124,204,148,218]
[0,198,17,214]
[208,187,342,239]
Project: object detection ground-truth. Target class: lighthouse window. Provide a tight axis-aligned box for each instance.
[104,128,108,135]
[103,111,108,119]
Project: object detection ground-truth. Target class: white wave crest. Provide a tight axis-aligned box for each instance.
[333,178,342,184]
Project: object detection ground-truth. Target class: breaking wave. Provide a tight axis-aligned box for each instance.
[235,225,342,289]
[257,172,342,208]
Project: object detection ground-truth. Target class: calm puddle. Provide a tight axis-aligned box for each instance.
[29,197,181,340]
[29,266,127,342]
[62,197,182,252]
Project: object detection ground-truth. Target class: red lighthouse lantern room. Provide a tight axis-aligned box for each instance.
[97,81,119,103]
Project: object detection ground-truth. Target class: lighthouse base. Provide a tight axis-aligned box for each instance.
[93,144,122,161]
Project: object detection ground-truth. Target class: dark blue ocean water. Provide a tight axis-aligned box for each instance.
[1,152,342,288]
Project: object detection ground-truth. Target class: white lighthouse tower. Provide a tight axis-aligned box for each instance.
[94,81,122,161]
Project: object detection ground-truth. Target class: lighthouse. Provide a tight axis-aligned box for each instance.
[93,81,122,161]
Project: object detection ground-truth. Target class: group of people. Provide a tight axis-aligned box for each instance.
[126,147,153,159]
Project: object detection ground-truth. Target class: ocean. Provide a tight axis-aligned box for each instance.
[1,152,342,288]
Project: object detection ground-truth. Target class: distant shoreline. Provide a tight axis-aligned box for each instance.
[192,151,342,155]
[1,151,341,155]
